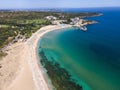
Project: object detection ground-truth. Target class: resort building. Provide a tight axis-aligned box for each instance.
[45,16,57,20]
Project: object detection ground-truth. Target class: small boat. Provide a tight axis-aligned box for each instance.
[79,26,87,31]
[72,25,87,31]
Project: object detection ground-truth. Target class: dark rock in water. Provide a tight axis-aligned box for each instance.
[39,50,83,90]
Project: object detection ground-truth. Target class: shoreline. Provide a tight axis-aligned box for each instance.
[26,24,72,90]
[0,25,72,90]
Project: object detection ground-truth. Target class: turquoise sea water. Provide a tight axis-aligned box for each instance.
[38,8,120,90]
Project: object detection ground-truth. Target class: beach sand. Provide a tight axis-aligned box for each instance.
[0,25,71,90]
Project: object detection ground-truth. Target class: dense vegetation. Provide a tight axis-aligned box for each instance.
[39,49,82,90]
[0,11,53,49]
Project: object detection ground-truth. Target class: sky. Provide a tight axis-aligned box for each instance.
[0,0,120,9]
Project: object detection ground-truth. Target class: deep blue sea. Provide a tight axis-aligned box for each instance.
[38,7,120,90]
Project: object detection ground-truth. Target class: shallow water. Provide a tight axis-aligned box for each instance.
[38,8,120,90]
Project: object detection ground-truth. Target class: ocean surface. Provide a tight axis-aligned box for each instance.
[38,7,120,90]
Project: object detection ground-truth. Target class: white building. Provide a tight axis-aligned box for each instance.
[45,16,57,20]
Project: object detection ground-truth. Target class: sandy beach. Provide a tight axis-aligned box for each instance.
[0,25,71,90]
